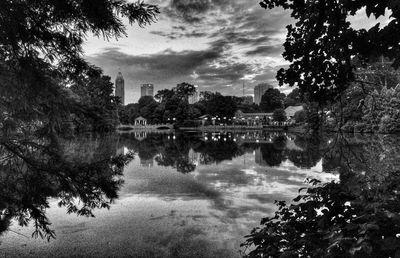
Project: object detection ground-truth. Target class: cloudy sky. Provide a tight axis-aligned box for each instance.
[84,0,389,104]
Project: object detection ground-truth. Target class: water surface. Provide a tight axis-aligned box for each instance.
[0,131,398,257]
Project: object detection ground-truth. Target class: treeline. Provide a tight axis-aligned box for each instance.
[118,82,305,126]
[327,60,400,134]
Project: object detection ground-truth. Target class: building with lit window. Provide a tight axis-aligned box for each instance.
[141,84,154,98]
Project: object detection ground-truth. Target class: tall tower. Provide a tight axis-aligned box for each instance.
[254,83,272,105]
[115,72,125,105]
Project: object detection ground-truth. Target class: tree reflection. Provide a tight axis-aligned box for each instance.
[285,134,325,169]
[243,133,400,257]
[118,131,330,172]
[258,136,287,167]
[0,134,132,240]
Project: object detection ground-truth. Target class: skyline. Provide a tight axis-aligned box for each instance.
[84,0,390,104]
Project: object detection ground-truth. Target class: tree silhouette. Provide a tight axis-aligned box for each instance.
[260,0,400,104]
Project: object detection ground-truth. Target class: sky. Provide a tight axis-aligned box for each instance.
[84,0,390,104]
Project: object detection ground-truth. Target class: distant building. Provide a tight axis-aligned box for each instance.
[234,110,273,125]
[284,105,304,119]
[134,116,147,126]
[115,72,125,105]
[141,84,154,98]
[189,85,200,104]
[241,96,253,105]
[140,158,154,168]
[235,110,273,120]
[254,83,273,105]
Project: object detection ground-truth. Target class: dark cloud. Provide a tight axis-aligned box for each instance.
[86,1,295,102]
[172,25,187,31]
[150,30,208,39]
[87,45,278,102]
[166,0,230,23]
[197,63,252,82]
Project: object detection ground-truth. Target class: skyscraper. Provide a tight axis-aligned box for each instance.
[115,72,125,105]
[141,84,154,98]
[188,85,200,104]
[254,83,273,105]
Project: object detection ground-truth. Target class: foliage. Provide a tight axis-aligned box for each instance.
[273,109,286,122]
[155,89,175,103]
[326,60,400,132]
[294,110,306,123]
[0,0,159,136]
[237,103,262,113]
[304,102,322,130]
[355,57,400,90]
[0,134,133,240]
[243,173,400,258]
[0,0,159,240]
[260,0,400,104]
[284,88,303,107]
[260,88,285,112]
[70,66,119,131]
[243,133,400,257]
[138,96,159,122]
[199,92,237,119]
[341,120,355,133]
[119,103,140,124]
[362,85,400,133]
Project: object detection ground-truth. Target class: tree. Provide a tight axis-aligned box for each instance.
[273,109,286,122]
[294,110,306,123]
[260,88,285,112]
[260,0,400,104]
[284,88,303,107]
[155,89,174,103]
[175,82,196,101]
[0,0,159,242]
[70,66,119,131]
[138,96,158,122]
[200,92,237,118]
[362,85,400,133]
[0,0,159,136]
[119,103,140,124]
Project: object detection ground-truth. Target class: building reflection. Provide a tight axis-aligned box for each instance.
[255,148,268,166]
[140,158,154,167]
[116,131,328,171]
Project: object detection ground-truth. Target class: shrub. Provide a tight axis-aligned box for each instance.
[341,121,355,133]
[294,110,306,123]
[273,109,286,122]
[354,122,367,133]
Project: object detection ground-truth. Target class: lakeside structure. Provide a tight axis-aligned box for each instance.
[141,84,154,97]
[284,105,304,119]
[234,110,274,125]
[115,72,125,105]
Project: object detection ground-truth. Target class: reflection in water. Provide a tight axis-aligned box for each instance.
[0,131,399,257]
[243,134,400,257]
[119,131,327,172]
[0,134,132,240]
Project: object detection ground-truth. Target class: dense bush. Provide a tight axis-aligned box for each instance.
[354,122,367,133]
[341,121,355,133]
[273,109,286,122]
[362,86,400,134]
[294,110,306,123]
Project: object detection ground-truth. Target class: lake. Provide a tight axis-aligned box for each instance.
[0,131,399,257]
